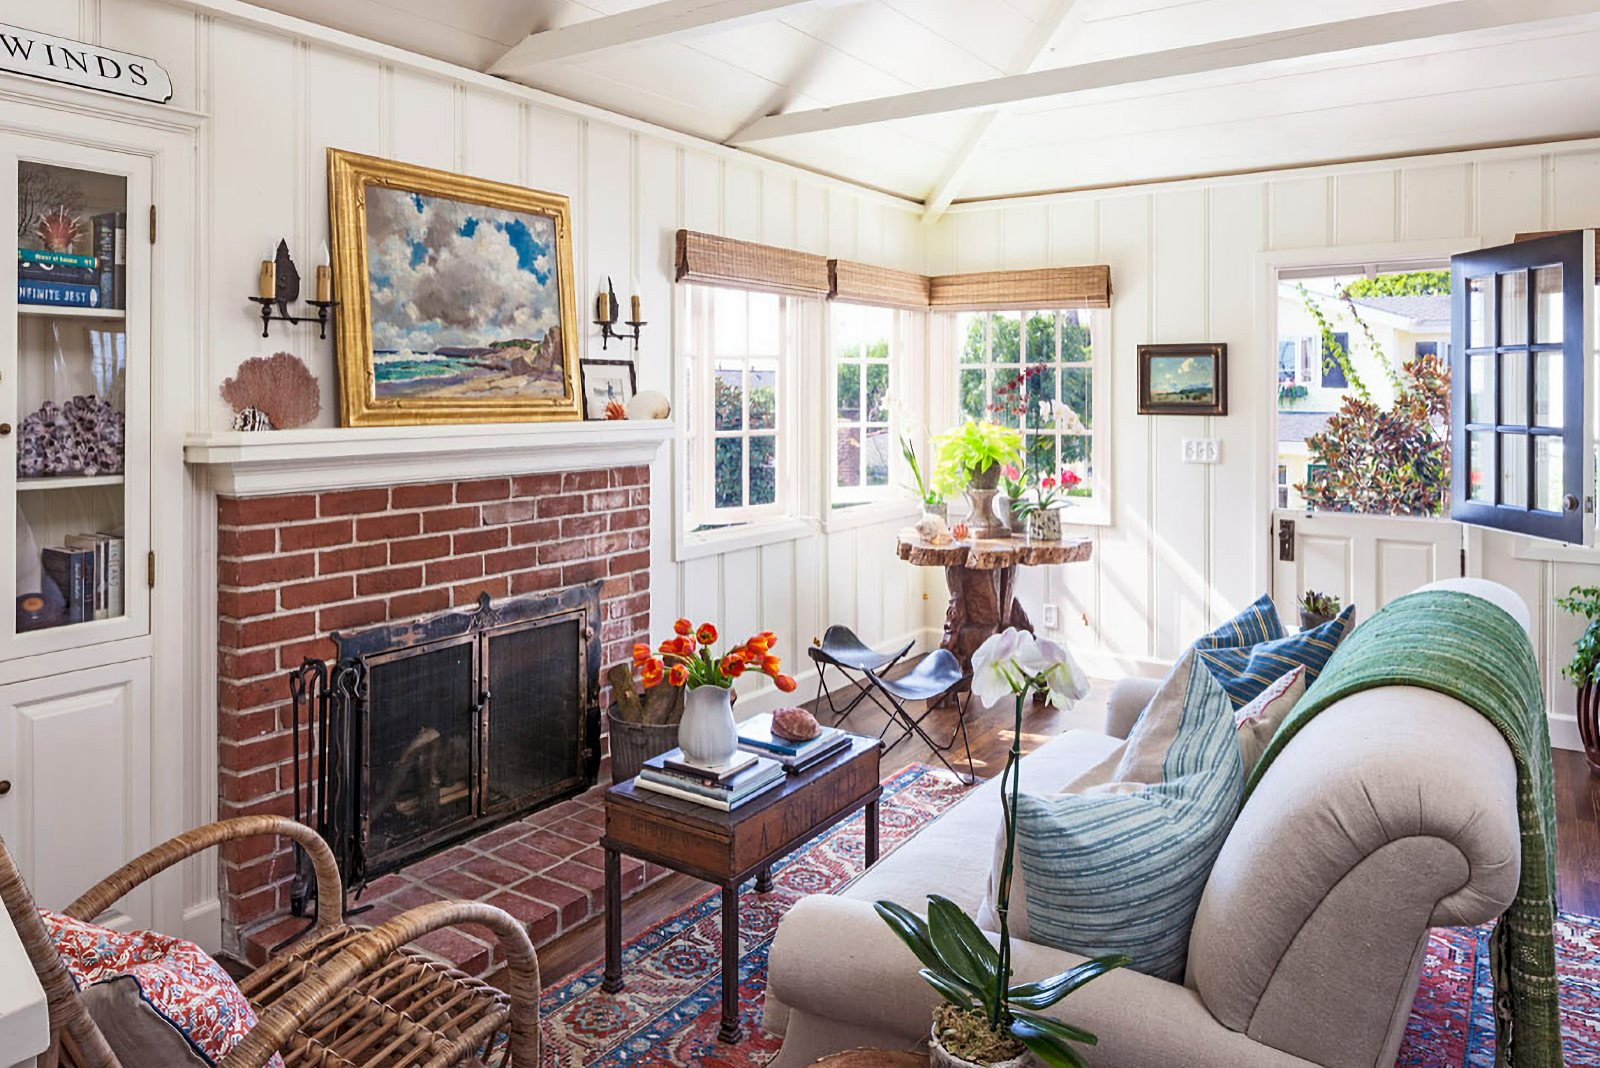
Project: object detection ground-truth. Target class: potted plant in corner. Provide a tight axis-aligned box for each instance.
[877,628,1126,1068]
[1012,469,1081,541]
[933,420,1022,540]
[635,621,797,767]
[998,463,1028,535]
[903,433,955,522]
[1297,589,1342,631]
[1557,585,1600,773]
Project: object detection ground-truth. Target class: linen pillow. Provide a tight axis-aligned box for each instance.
[1233,663,1304,778]
[987,651,1244,981]
[1194,603,1355,708]
[41,907,283,1068]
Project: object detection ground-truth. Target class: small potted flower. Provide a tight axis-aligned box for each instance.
[903,433,959,522]
[634,621,797,767]
[1013,468,1081,541]
[997,463,1028,535]
[1297,590,1342,630]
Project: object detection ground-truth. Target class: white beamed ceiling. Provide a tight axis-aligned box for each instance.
[240,0,1600,202]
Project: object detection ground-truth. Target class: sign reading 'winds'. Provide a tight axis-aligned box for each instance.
[0,23,172,104]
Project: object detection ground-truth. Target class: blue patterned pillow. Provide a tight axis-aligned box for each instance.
[1195,603,1354,708]
[1011,653,1244,980]
[1195,593,1285,650]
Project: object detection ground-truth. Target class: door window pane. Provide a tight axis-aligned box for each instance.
[1468,276,1490,347]
[1533,352,1563,428]
[1468,431,1493,502]
[1499,434,1527,507]
[1534,265,1564,344]
[1534,436,1564,512]
[1499,351,1527,425]
[1499,270,1528,345]
[1468,351,1492,424]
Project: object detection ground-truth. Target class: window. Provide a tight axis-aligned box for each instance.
[1321,331,1349,388]
[1276,464,1289,509]
[956,309,1099,502]
[831,303,900,504]
[1415,341,1438,359]
[681,284,794,529]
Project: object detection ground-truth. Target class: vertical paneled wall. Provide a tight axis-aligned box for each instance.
[930,143,1600,737]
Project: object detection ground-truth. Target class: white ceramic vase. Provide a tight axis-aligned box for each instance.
[678,684,738,766]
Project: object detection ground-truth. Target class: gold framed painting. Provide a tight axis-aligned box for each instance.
[328,149,582,425]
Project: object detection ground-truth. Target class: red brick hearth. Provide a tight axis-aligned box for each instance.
[216,468,661,973]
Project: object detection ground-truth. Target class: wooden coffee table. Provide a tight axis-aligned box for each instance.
[601,734,883,1043]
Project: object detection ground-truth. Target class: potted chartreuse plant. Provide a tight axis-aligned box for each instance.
[933,420,1022,540]
[876,628,1127,1068]
[1557,585,1600,773]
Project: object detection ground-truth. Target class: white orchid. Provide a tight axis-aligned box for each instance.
[970,627,1090,709]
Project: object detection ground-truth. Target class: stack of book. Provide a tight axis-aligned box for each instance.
[41,532,124,625]
[17,212,124,310]
[635,748,785,811]
[738,713,851,773]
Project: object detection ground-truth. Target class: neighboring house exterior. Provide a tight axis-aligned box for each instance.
[1275,286,1450,509]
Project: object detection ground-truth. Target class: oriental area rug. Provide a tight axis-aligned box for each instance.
[531,764,1600,1068]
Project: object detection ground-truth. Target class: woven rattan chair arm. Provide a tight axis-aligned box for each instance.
[63,815,343,933]
[218,900,541,1068]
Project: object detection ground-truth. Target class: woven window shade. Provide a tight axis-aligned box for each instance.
[829,259,932,310]
[928,265,1111,311]
[675,229,830,297]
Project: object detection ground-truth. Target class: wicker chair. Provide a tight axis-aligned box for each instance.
[0,814,539,1068]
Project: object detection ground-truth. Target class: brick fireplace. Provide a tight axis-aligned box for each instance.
[214,465,661,970]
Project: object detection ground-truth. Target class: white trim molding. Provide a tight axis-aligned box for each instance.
[185,421,675,497]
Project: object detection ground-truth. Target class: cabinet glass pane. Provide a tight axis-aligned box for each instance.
[1499,351,1527,425]
[1499,270,1527,345]
[1499,434,1527,508]
[1467,276,1490,347]
[1533,352,1563,427]
[1534,436,1564,512]
[1468,431,1493,502]
[1534,265,1563,344]
[15,161,129,634]
[1468,352,1492,424]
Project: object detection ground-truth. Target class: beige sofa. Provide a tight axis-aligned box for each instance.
[764,580,1529,1068]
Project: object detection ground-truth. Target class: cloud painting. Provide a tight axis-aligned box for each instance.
[1147,353,1216,403]
[364,186,567,401]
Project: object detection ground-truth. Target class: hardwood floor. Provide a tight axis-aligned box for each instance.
[535,666,1600,989]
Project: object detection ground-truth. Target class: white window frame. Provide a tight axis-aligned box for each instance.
[828,301,904,508]
[679,283,801,538]
[950,307,1109,524]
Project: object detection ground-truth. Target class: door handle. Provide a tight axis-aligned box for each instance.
[0,780,11,796]
[0,423,11,435]
[1565,494,1580,512]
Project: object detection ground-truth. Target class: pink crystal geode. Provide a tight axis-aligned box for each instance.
[771,706,821,742]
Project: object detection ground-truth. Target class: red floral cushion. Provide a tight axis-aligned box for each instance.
[41,907,284,1068]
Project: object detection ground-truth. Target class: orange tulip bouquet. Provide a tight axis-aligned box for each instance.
[633,620,797,766]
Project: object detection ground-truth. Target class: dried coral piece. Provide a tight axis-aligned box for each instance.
[951,522,971,541]
[220,352,321,429]
[17,396,124,478]
[36,207,84,253]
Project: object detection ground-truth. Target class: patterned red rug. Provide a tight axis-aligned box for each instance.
[536,764,1600,1067]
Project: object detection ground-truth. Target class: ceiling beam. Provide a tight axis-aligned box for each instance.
[489,0,815,77]
[920,0,1083,225]
[729,0,1600,144]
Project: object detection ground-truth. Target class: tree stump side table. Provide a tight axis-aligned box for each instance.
[895,530,1092,701]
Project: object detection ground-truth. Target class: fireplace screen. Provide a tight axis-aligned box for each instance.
[288,582,601,899]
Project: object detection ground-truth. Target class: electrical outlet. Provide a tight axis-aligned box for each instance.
[1182,438,1220,464]
[1041,603,1060,629]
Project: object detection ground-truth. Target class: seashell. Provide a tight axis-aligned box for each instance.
[771,706,820,742]
[951,522,970,541]
[626,390,671,420]
[232,406,274,431]
[914,514,948,543]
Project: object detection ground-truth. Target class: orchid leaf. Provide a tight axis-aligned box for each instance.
[1009,1011,1098,1046]
[927,895,999,985]
[874,901,947,975]
[1010,1019,1091,1068]
[919,967,978,1011]
[925,897,995,998]
[1007,955,1129,1010]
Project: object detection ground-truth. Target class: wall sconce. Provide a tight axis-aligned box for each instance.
[248,239,339,340]
[594,276,646,351]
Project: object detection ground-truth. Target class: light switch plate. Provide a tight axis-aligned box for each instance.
[1041,603,1060,629]
[1182,438,1220,463]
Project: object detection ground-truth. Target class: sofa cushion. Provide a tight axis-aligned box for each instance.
[1195,604,1354,708]
[41,907,282,1068]
[1005,653,1245,981]
[1234,664,1304,778]
[1196,593,1286,651]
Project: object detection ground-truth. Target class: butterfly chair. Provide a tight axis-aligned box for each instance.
[866,649,977,783]
[0,815,539,1068]
[807,625,914,723]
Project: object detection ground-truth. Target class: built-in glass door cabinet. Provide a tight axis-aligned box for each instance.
[1,136,151,654]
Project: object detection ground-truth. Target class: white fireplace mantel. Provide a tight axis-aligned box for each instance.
[184,420,675,497]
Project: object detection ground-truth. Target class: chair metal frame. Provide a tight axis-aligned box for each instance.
[866,665,978,784]
[807,628,912,724]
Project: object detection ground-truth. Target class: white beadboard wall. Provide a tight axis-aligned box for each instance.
[0,0,940,713]
[927,138,1600,738]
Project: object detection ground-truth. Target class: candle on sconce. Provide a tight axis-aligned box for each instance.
[316,242,332,302]
[258,260,276,300]
[630,293,641,323]
[597,291,611,322]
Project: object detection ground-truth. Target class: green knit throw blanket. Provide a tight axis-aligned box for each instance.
[1241,590,1560,1068]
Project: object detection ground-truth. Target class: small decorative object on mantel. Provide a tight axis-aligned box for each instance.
[594,275,647,351]
[579,358,637,421]
[220,352,322,430]
[248,239,339,339]
[1137,342,1228,415]
[1557,585,1600,774]
[626,389,671,420]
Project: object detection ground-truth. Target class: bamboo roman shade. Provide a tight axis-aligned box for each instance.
[829,259,933,310]
[928,266,1112,311]
[675,229,830,297]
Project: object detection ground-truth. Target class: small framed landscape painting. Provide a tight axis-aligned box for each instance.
[1137,343,1227,415]
[579,359,637,420]
[328,148,582,425]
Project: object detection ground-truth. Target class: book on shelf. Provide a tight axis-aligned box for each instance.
[18,260,99,286]
[100,533,124,618]
[18,279,102,308]
[93,212,126,310]
[656,748,756,786]
[63,533,123,620]
[63,535,107,620]
[633,765,785,811]
[41,546,95,625]
[19,248,98,270]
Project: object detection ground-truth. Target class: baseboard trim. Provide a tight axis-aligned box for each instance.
[1549,710,1582,753]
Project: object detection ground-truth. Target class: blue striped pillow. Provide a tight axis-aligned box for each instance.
[1195,604,1355,708]
[1012,654,1243,980]
[1195,593,1286,650]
